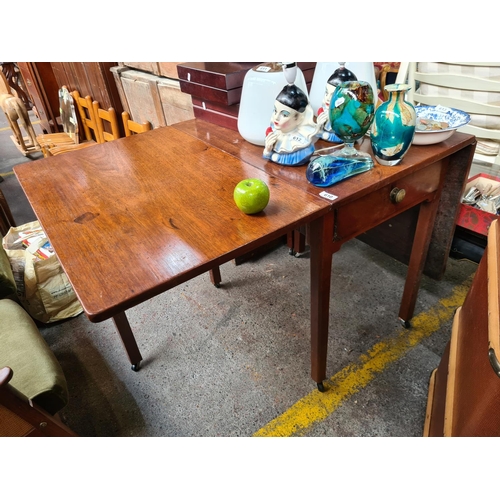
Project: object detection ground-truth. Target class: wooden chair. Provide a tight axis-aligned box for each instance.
[38,88,100,157]
[398,62,500,168]
[71,90,100,143]
[0,366,76,437]
[424,218,500,436]
[36,86,79,153]
[43,90,105,156]
[43,141,97,156]
[378,62,401,101]
[47,103,121,155]
[94,102,121,143]
[122,111,152,136]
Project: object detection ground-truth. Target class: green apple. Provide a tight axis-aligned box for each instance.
[233,178,270,214]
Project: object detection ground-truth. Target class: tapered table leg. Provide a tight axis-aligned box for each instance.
[309,211,335,391]
[294,228,306,256]
[399,195,442,326]
[209,267,222,288]
[112,311,143,371]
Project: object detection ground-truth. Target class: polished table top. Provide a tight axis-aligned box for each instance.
[174,120,477,279]
[174,119,476,207]
[14,126,330,323]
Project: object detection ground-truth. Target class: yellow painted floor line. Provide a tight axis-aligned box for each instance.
[0,171,15,178]
[254,274,474,437]
[1,120,41,132]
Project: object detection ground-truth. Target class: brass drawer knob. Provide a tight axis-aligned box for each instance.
[390,187,406,204]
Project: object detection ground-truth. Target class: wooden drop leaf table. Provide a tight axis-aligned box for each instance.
[14,126,330,375]
[15,122,476,391]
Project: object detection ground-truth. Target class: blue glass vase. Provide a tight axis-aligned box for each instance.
[306,80,375,188]
[370,83,416,166]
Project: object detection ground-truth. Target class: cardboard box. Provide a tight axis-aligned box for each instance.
[456,173,500,236]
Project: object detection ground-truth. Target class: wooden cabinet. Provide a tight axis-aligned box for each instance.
[50,62,123,116]
[17,62,60,134]
[17,62,124,136]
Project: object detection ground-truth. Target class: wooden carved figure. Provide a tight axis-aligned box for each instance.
[0,72,40,156]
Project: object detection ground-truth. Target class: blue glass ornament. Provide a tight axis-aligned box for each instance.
[306,154,373,188]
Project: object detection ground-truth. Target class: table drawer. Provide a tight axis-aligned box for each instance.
[335,161,443,242]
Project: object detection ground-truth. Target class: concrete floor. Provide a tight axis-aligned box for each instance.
[0,104,480,438]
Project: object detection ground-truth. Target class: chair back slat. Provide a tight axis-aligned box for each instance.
[71,90,99,142]
[122,111,152,136]
[93,102,121,143]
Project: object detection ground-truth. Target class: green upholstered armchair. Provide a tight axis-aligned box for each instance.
[0,189,74,436]
[0,298,69,416]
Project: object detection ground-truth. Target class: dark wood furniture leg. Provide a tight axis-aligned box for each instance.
[309,211,335,391]
[423,143,476,279]
[112,312,143,371]
[287,228,306,256]
[287,231,294,254]
[294,228,306,256]
[398,193,443,326]
[209,267,222,287]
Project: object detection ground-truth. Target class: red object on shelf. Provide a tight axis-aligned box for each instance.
[177,62,317,130]
[456,173,500,236]
[192,106,238,131]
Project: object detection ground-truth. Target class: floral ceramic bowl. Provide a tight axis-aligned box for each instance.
[413,105,471,145]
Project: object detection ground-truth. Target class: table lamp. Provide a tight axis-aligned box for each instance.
[237,62,309,146]
[309,62,378,115]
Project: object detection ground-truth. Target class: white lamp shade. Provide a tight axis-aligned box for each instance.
[237,63,309,146]
[309,62,378,115]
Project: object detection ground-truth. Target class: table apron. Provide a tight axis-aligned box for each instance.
[333,160,444,243]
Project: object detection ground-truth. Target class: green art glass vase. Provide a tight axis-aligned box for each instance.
[370,83,416,166]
